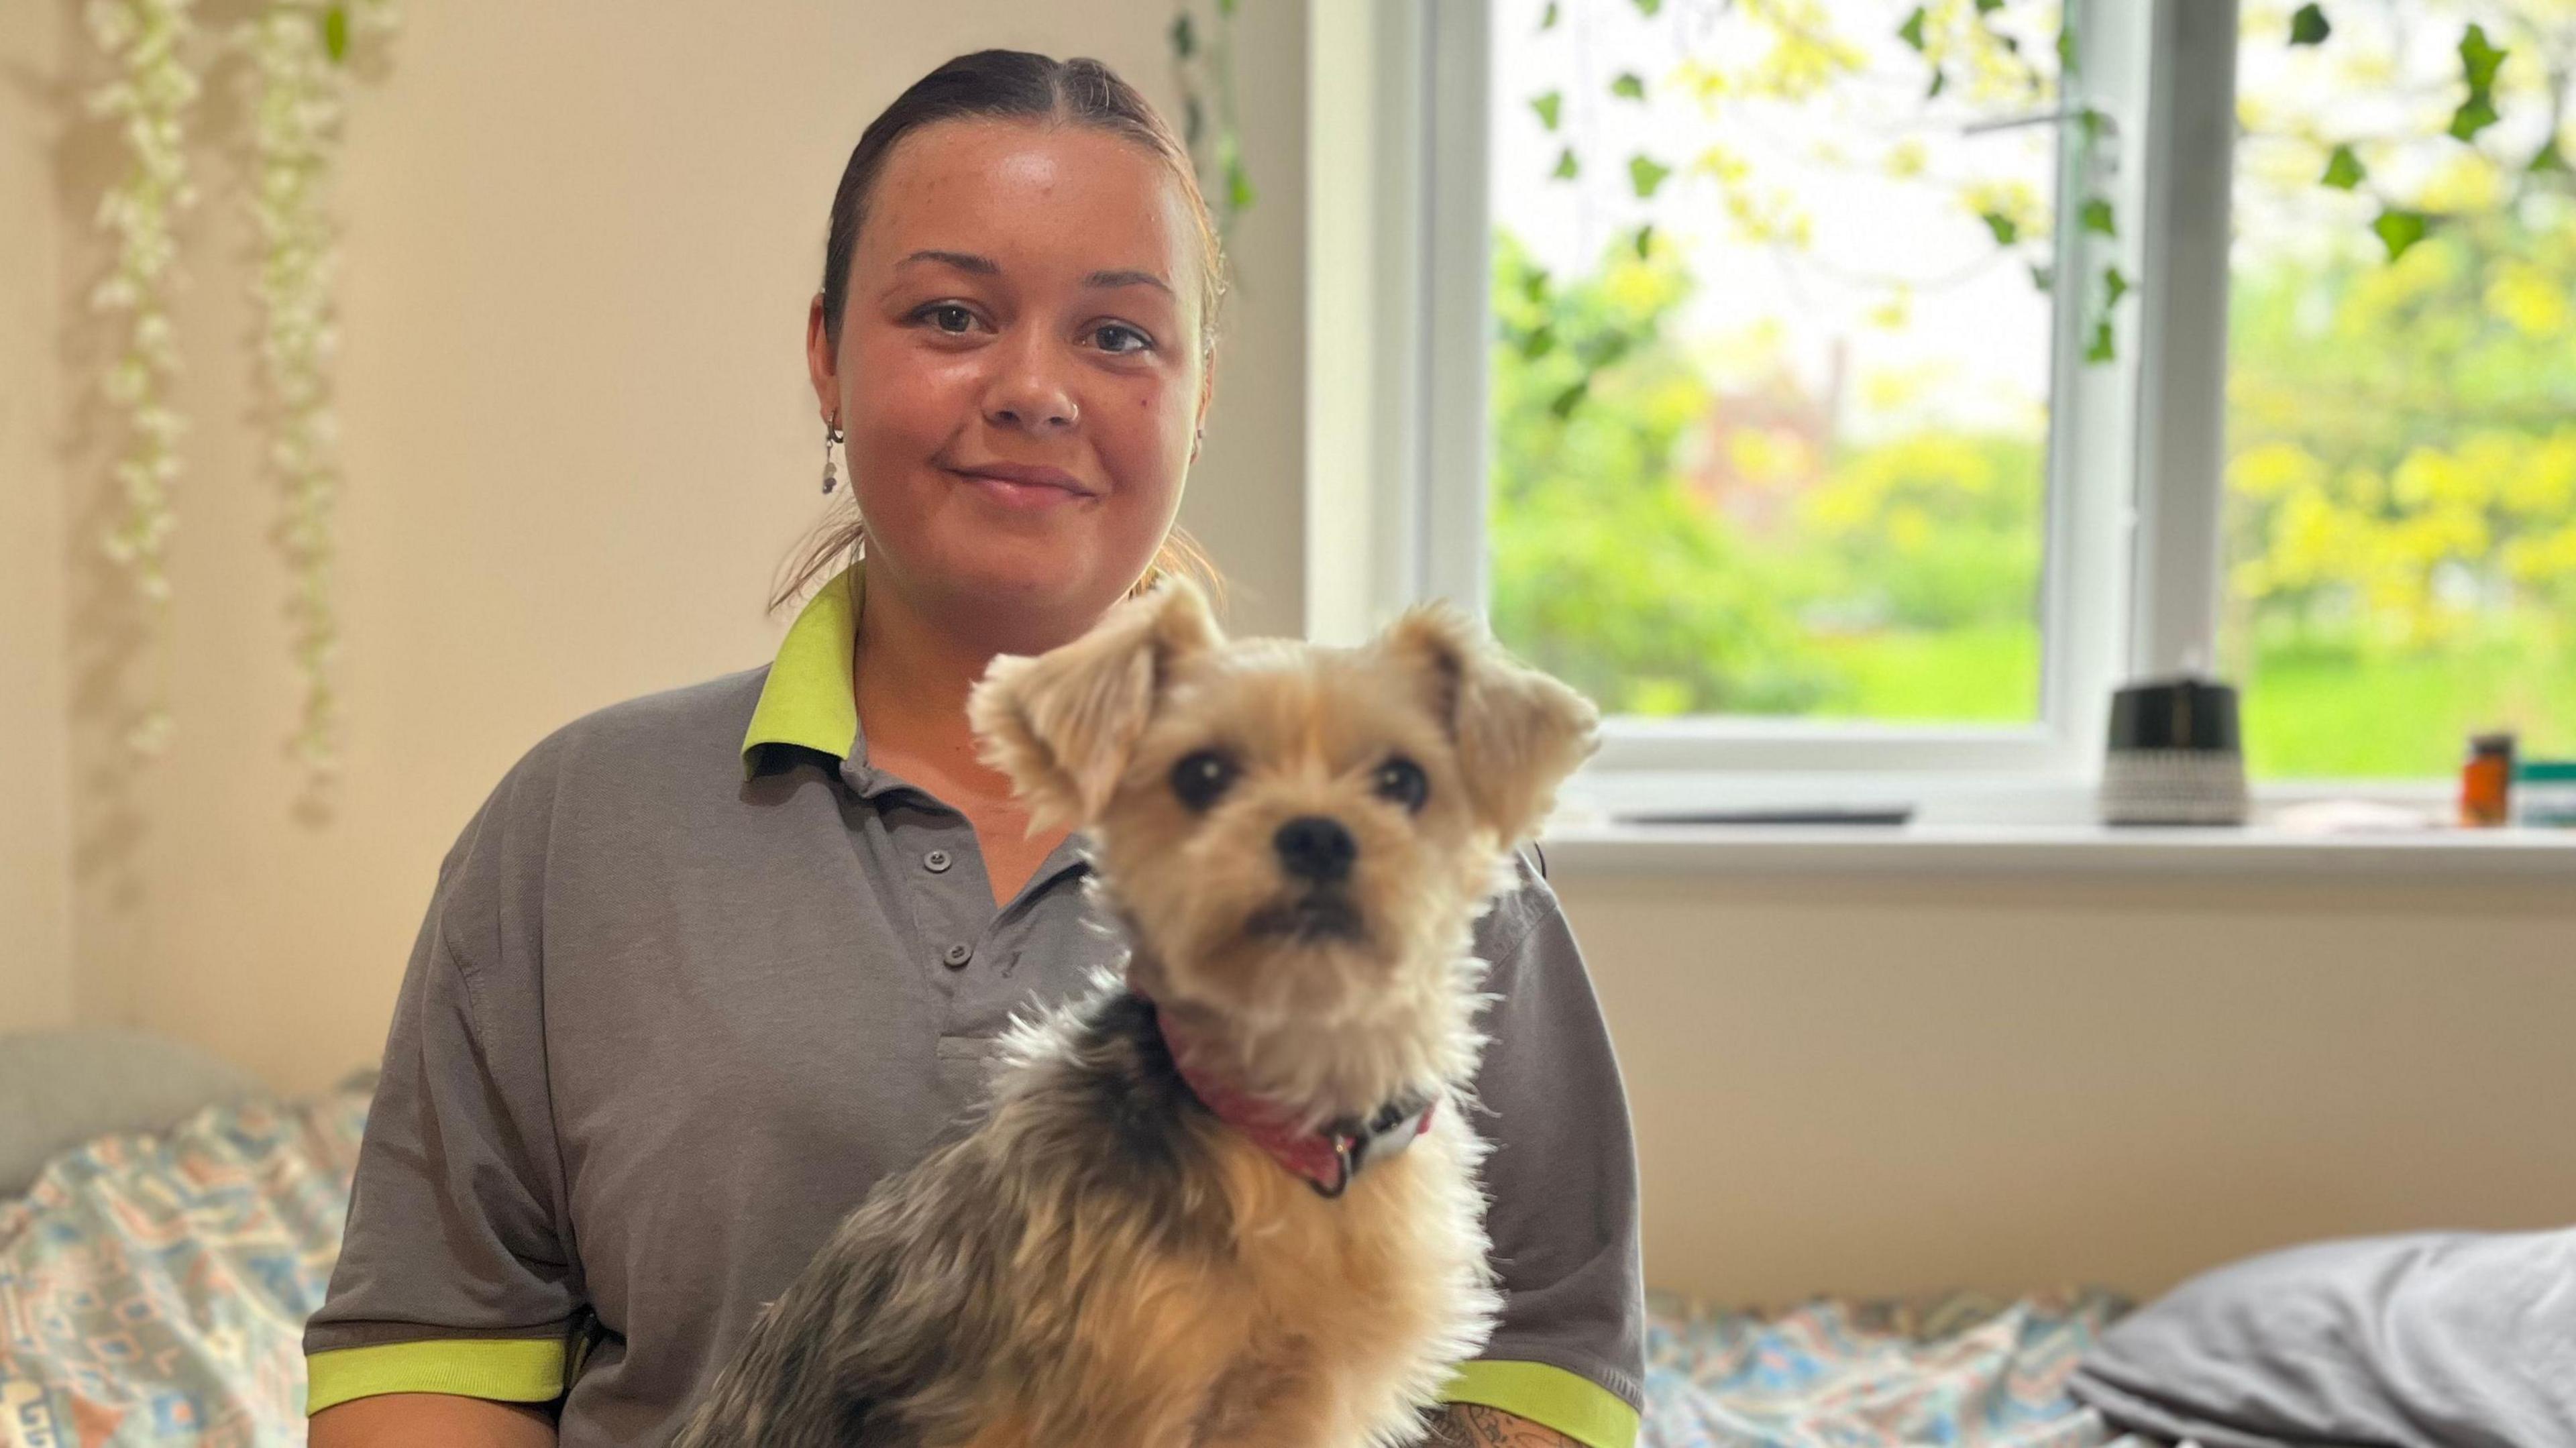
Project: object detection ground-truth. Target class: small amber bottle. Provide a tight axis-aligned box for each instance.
[2460,732,2516,827]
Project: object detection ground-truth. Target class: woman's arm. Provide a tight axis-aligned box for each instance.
[309,1394,557,1448]
[1430,1404,1589,1445]
[304,759,592,1427]
[1434,859,1646,1447]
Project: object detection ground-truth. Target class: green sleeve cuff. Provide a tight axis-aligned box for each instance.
[1440,1358,1641,1448]
[306,1337,566,1415]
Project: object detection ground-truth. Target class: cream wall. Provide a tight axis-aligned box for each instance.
[1558,867,2576,1302]
[1,0,74,1036]
[7,2,2572,1308]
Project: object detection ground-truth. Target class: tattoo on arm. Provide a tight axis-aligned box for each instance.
[1427,1404,1585,1447]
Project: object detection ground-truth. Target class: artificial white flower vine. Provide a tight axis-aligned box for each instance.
[87,0,394,776]
[237,0,398,779]
[87,0,202,758]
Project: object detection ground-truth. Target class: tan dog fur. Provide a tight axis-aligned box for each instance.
[674,581,1596,1448]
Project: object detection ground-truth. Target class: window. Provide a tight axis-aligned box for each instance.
[2224,0,2576,778]
[1308,0,2571,795]
[1487,1,2074,729]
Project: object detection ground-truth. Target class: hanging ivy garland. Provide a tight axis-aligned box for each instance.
[2284,3,2567,258]
[1520,0,2123,389]
[88,0,394,779]
[1524,0,2565,412]
[88,0,203,759]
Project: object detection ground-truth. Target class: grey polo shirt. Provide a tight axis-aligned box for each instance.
[303,567,1645,1447]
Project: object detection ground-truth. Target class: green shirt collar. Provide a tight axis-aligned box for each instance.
[741,565,861,777]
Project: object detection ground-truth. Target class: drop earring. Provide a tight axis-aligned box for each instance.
[820,418,845,495]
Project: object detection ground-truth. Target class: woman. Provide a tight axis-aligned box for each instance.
[304,50,1642,1448]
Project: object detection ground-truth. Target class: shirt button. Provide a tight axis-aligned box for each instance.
[924,849,953,874]
[941,942,973,968]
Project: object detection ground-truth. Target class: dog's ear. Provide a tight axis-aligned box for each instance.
[1377,603,1600,846]
[970,580,1225,830]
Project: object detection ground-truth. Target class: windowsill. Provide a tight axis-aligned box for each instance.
[1538,818,2576,879]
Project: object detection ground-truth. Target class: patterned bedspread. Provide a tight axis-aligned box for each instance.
[2,1089,2145,1448]
[1642,1288,2149,1448]
[0,1089,367,1448]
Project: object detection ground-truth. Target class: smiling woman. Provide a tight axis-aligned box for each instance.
[300,48,1638,1448]
[774,52,1231,649]
[810,70,1233,910]
[821,116,1206,644]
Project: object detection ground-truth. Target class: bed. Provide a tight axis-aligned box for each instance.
[0,1050,2147,1448]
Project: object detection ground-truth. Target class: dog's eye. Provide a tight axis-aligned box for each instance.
[1373,757,1430,813]
[1170,750,1239,811]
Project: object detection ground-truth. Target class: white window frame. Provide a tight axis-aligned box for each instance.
[1307,0,2246,814]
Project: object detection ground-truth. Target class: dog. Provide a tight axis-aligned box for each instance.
[672,580,1599,1448]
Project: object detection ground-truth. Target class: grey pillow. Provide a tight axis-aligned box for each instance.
[2071,1229,2576,1448]
[0,1029,270,1196]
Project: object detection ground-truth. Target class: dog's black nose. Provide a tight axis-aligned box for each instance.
[1273,815,1356,883]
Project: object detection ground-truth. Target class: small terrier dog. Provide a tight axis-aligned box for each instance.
[674,581,1598,1448]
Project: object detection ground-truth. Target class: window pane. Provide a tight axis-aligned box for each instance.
[2226,1,2576,777]
[1487,1,2071,724]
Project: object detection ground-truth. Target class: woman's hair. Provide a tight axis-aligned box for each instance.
[773,49,1226,614]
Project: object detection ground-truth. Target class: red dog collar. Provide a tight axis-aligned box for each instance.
[1148,1000,1436,1199]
